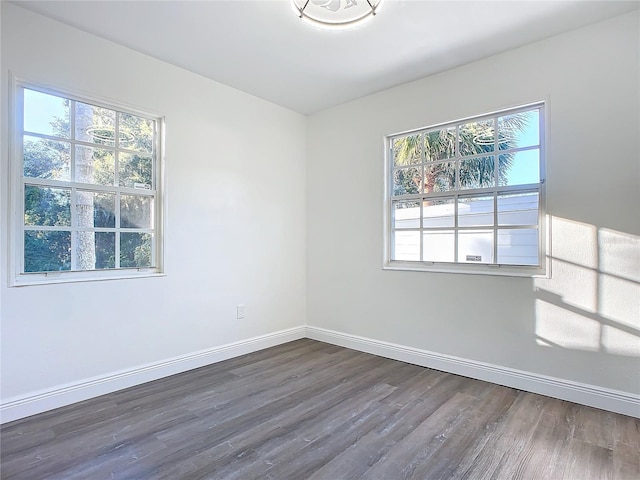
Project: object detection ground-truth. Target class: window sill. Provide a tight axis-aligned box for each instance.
[11,269,166,287]
[383,260,548,278]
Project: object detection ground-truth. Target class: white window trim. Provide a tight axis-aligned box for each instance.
[8,74,166,286]
[383,102,549,278]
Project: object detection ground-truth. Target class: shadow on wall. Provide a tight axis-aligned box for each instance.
[535,216,640,358]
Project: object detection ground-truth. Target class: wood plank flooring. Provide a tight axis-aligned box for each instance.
[1,339,639,479]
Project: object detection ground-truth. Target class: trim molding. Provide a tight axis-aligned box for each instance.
[305,326,640,418]
[3,325,637,423]
[0,326,306,424]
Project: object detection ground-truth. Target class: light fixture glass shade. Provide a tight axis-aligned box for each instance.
[292,0,383,28]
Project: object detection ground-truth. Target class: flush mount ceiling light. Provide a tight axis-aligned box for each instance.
[292,0,383,29]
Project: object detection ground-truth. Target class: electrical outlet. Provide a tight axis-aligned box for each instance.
[236,304,246,319]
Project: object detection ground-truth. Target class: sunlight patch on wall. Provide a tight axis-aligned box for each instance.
[603,326,640,357]
[535,299,601,351]
[534,217,640,357]
[538,257,598,313]
[549,217,598,269]
[598,228,640,282]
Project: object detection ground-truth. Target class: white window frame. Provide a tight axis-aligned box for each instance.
[8,76,165,286]
[383,102,548,277]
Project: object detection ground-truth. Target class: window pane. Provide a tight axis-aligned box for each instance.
[121,194,153,228]
[499,150,540,186]
[76,232,116,270]
[119,153,153,189]
[498,228,539,266]
[119,113,154,153]
[393,201,420,229]
[75,146,115,186]
[458,230,493,263]
[120,232,152,268]
[424,127,456,161]
[422,198,454,228]
[393,135,421,167]
[94,192,116,228]
[75,191,115,228]
[393,231,420,261]
[458,119,494,156]
[23,89,69,138]
[498,110,539,150]
[393,167,421,196]
[24,186,71,226]
[96,232,116,269]
[75,102,116,146]
[23,136,70,180]
[458,195,494,227]
[498,192,539,226]
[24,230,71,272]
[459,156,495,190]
[423,231,454,262]
[424,162,455,193]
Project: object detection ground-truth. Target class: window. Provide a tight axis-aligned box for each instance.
[385,103,546,276]
[10,80,164,285]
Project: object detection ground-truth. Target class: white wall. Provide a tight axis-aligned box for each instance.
[307,12,640,395]
[2,4,638,422]
[1,4,306,406]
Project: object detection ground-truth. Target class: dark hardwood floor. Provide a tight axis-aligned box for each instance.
[1,339,639,479]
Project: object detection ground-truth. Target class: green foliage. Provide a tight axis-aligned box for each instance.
[119,113,154,153]
[120,233,152,268]
[95,232,116,269]
[24,186,71,228]
[393,168,420,196]
[24,231,71,272]
[23,137,69,179]
[120,154,153,188]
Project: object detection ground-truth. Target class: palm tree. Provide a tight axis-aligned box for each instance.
[393,112,532,195]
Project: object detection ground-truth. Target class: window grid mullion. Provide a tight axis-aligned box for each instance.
[21,176,156,196]
[23,225,160,233]
[70,100,76,182]
[152,121,157,190]
[493,193,498,264]
[453,192,459,263]
[493,118,499,188]
[493,117,499,263]
[454,124,460,263]
[70,186,77,271]
[115,193,121,269]
[389,144,395,262]
[455,125,460,190]
[419,200,424,261]
[392,183,540,202]
[115,112,120,188]
[420,132,425,261]
[22,129,151,157]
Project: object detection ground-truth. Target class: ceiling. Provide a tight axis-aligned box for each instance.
[12,0,640,115]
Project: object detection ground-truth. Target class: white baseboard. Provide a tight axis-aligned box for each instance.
[306,326,640,418]
[3,325,637,424]
[0,326,306,424]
